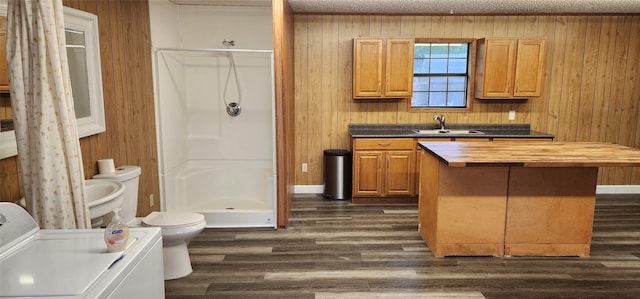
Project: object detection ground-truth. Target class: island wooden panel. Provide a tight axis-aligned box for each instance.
[505,167,598,257]
[419,150,509,257]
[418,141,640,257]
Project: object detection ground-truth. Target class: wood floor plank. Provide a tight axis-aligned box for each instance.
[166,195,640,298]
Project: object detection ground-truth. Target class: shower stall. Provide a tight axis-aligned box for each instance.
[153,47,277,228]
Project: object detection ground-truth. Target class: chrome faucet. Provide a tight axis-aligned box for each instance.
[434,114,446,130]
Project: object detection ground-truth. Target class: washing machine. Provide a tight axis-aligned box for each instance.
[0,203,165,298]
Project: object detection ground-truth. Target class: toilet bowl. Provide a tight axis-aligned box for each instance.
[142,211,206,280]
[93,165,206,280]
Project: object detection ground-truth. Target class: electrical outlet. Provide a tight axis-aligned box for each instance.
[149,194,154,207]
[508,110,516,120]
[302,163,308,173]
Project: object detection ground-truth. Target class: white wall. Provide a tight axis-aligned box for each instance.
[149,0,186,174]
[148,0,180,49]
[176,5,273,50]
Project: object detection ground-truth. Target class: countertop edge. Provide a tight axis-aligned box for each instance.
[349,123,555,139]
[417,141,640,168]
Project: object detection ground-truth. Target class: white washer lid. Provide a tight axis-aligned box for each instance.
[0,232,128,297]
[142,212,204,227]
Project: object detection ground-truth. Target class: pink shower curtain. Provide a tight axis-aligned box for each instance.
[6,0,90,229]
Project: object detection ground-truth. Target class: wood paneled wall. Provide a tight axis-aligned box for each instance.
[0,0,160,218]
[294,15,640,186]
[273,0,296,227]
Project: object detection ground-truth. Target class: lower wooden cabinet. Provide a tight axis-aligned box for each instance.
[352,138,415,198]
[351,136,553,203]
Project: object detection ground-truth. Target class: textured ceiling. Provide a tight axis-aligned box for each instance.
[168,0,272,7]
[168,0,640,14]
[287,0,640,15]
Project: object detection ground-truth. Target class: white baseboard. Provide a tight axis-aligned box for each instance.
[293,185,640,195]
[293,185,324,194]
[596,185,640,195]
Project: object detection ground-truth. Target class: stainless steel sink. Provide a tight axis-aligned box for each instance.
[414,129,484,135]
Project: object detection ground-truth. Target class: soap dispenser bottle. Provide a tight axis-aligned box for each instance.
[104,208,130,253]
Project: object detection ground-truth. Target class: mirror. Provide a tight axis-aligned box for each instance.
[0,5,105,159]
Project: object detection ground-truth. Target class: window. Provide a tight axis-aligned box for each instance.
[411,39,475,110]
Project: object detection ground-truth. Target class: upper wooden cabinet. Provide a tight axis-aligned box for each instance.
[0,17,9,93]
[353,37,414,99]
[475,38,545,99]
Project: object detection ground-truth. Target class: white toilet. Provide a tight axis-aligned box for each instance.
[93,166,206,280]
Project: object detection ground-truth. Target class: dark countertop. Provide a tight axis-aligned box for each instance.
[349,123,555,139]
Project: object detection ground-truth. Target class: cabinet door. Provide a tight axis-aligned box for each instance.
[513,39,545,97]
[0,17,8,92]
[353,151,384,196]
[384,38,414,97]
[353,38,384,98]
[478,38,516,98]
[385,150,416,195]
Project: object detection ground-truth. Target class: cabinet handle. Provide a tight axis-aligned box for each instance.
[507,80,511,91]
[515,81,519,92]
[377,142,391,147]
[377,80,381,93]
[386,79,389,93]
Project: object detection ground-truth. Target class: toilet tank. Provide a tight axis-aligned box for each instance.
[93,166,142,224]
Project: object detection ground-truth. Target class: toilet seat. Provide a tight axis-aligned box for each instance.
[142,212,205,229]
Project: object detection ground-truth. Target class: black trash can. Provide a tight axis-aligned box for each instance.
[322,149,352,200]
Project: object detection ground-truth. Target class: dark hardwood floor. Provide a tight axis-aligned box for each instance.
[165,194,640,298]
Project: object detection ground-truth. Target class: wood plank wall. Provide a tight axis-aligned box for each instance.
[273,0,296,227]
[0,0,160,218]
[294,15,640,186]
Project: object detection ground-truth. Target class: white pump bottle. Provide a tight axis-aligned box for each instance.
[104,208,130,253]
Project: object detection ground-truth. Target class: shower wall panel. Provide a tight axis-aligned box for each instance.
[185,54,274,161]
[155,52,189,174]
[151,2,276,223]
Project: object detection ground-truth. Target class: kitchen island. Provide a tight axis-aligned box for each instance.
[417,141,640,257]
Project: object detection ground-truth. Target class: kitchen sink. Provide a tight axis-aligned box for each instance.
[414,129,485,135]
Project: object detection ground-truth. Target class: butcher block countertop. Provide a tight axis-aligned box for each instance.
[418,141,640,167]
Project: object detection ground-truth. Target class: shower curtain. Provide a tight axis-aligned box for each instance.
[6,0,90,229]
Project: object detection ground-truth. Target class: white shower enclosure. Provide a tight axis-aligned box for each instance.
[153,48,277,228]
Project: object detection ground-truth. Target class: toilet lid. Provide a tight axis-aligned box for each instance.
[142,212,205,227]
